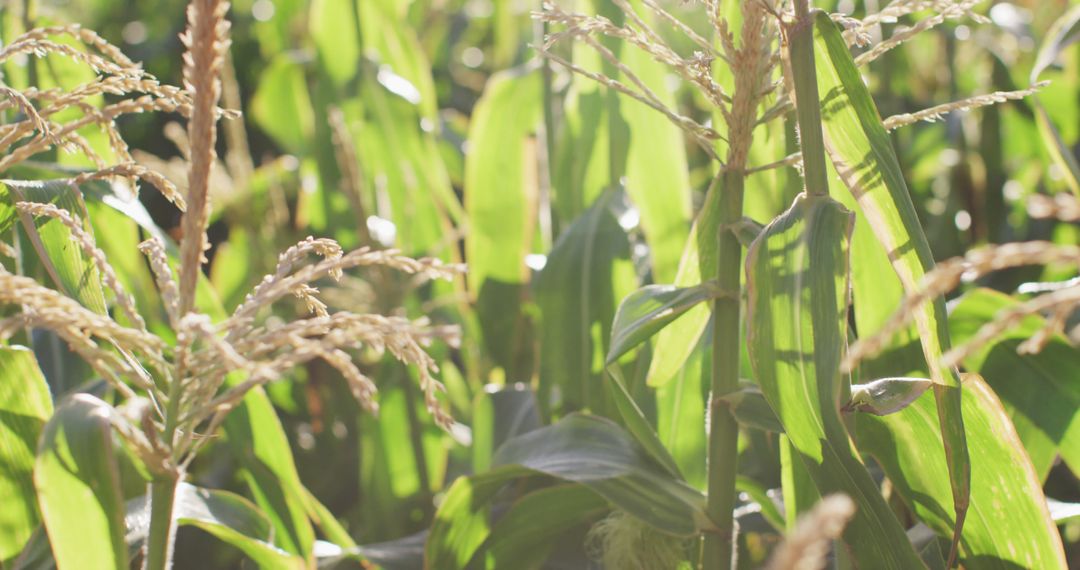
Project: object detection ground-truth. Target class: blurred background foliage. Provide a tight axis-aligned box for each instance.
[1,0,1078,567]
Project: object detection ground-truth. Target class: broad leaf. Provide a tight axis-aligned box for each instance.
[126,483,305,570]
[0,180,107,314]
[857,375,1068,568]
[35,394,127,570]
[812,12,970,547]
[948,289,1080,480]
[0,347,52,562]
[493,414,710,537]
[223,386,316,562]
[746,193,924,568]
[534,190,633,413]
[465,67,541,374]
[606,282,717,365]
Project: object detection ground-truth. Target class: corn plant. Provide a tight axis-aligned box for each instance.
[426,0,1074,568]
[0,1,460,568]
[2,0,1079,569]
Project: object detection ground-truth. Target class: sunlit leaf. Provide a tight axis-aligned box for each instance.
[812,12,970,549]
[746,193,923,568]
[857,375,1068,568]
[1031,6,1080,196]
[0,180,107,314]
[0,347,52,562]
[35,394,127,570]
[948,289,1080,480]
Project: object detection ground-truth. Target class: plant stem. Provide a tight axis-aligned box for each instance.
[789,0,829,197]
[703,3,773,566]
[145,355,186,570]
[144,471,180,570]
[702,168,745,569]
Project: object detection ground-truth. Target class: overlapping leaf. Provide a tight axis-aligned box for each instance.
[811,12,969,549]
[857,375,1067,568]
[746,193,923,568]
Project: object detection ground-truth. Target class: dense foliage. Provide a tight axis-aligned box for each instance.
[0,0,1078,569]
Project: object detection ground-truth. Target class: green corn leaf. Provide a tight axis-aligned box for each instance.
[607,282,718,365]
[126,483,305,570]
[0,180,107,315]
[655,329,708,489]
[34,394,127,570]
[717,386,784,434]
[471,384,541,474]
[466,67,542,375]
[0,347,52,563]
[746,193,924,568]
[534,190,633,413]
[948,289,1080,480]
[857,374,1068,568]
[605,364,683,478]
[811,12,970,552]
[251,55,315,156]
[645,176,723,387]
[223,386,316,563]
[493,413,711,537]
[465,484,608,570]
[1030,5,1080,196]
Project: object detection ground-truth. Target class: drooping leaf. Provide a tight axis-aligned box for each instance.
[34,394,127,570]
[948,289,1080,480]
[466,484,607,570]
[125,483,305,569]
[493,413,710,537]
[717,386,784,434]
[0,347,52,562]
[607,283,717,365]
[812,12,970,549]
[857,375,1068,569]
[746,193,923,568]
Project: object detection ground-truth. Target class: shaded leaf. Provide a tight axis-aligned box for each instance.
[125,483,304,569]
[466,484,607,570]
[535,190,632,412]
[492,414,710,536]
[607,282,717,365]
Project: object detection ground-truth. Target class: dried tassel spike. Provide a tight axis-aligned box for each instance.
[178,0,231,316]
